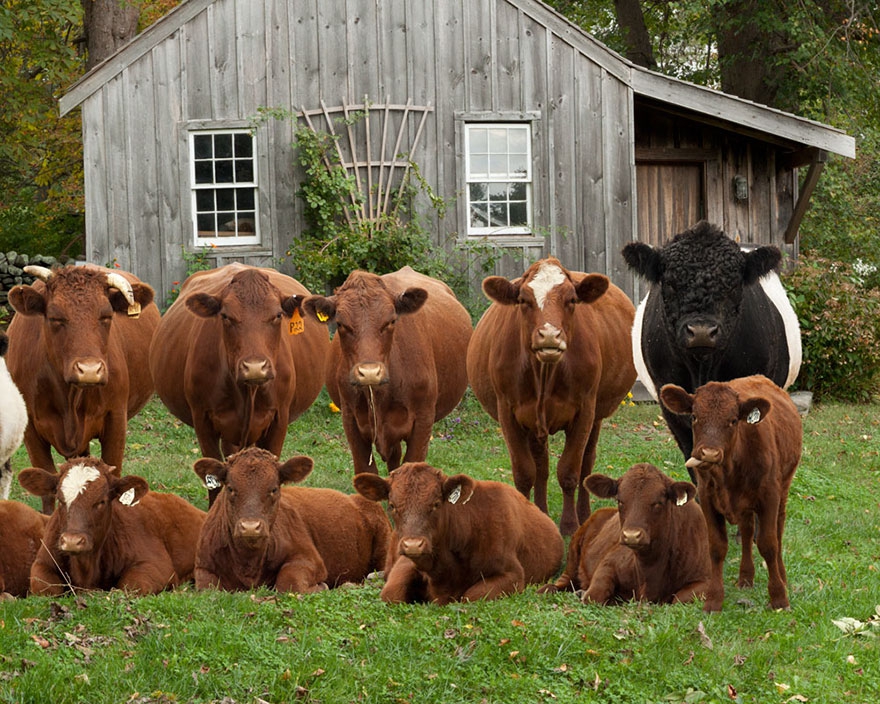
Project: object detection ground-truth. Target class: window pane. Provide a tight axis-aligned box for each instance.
[509,153,528,177]
[488,154,509,177]
[508,128,527,154]
[194,135,213,159]
[488,128,507,153]
[488,183,509,201]
[236,214,256,232]
[469,128,488,154]
[234,133,253,158]
[489,203,508,227]
[214,134,233,158]
[469,183,488,202]
[510,182,527,200]
[469,155,488,178]
[195,161,214,184]
[216,188,236,210]
[470,204,489,228]
[195,190,214,211]
[237,188,255,210]
[235,160,254,183]
[215,160,234,183]
[197,212,216,232]
[509,201,528,226]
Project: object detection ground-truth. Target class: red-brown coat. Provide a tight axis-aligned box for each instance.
[149,264,329,501]
[540,463,710,604]
[6,265,159,513]
[659,375,802,611]
[303,267,471,475]
[466,258,636,535]
[18,457,206,596]
[354,462,563,604]
[0,500,49,598]
[193,447,391,592]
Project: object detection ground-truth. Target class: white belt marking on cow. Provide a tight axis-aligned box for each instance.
[758,272,802,389]
[61,464,101,506]
[631,291,657,401]
[528,263,566,311]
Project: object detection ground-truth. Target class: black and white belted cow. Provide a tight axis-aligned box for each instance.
[6,265,160,512]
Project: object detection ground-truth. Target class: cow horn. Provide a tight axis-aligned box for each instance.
[24,265,53,281]
[106,272,142,319]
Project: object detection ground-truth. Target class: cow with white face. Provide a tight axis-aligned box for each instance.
[19,457,205,595]
[467,258,637,535]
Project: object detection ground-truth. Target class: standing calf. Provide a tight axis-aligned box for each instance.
[660,375,802,611]
[354,462,563,604]
[19,458,206,595]
[193,447,391,592]
[540,463,710,604]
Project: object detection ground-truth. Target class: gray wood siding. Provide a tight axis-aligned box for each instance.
[69,0,841,306]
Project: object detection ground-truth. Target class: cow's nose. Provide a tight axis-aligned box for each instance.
[693,447,723,464]
[685,324,719,348]
[239,358,272,384]
[400,537,429,557]
[236,519,266,539]
[72,358,107,385]
[621,528,647,547]
[59,532,91,553]
[353,362,387,387]
[533,324,567,362]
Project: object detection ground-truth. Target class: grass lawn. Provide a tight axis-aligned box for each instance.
[1,391,878,703]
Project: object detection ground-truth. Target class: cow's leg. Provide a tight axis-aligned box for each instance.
[702,506,728,612]
[380,557,428,604]
[401,408,435,465]
[755,502,789,610]
[576,418,604,525]
[528,434,550,518]
[776,488,790,584]
[275,551,329,593]
[118,555,178,595]
[736,512,756,588]
[99,409,128,474]
[460,563,526,602]
[556,414,592,536]
[662,408,696,478]
[498,408,538,505]
[29,555,67,596]
[24,425,57,514]
[191,412,225,505]
[261,411,290,459]
[581,560,621,605]
[342,407,378,475]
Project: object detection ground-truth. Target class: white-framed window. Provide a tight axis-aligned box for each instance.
[189,130,260,246]
[465,123,532,236]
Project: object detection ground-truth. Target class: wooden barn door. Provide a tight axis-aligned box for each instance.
[636,162,705,247]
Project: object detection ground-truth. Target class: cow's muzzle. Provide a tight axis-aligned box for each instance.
[684,323,719,349]
[532,324,567,363]
[621,528,649,550]
[238,358,273,385]
[68,358,108,386]
[399,536,431,559]
[59,532,93,554]
[234,519,269,544]
[687,447,724,466]
[351,362,389,387]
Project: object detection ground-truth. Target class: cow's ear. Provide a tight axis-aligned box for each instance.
[576,274,609,304]
[186,293,222,318]
[18,468,59,497]
[585,473,618,499]
[396,287,428,316]
[110,475,149,506]
[7,285,47,317]
[659,384,694,415]
[353,473,390,502]
[443,475,476,505]
[193,458,227,486]
[482,276,519,305]
[742,246,781,286]
[278,455,314,485]
[668,481,697,507]
[281,294,304,318]
[302,295,336,325]
[109,282,155,314]
[738,397,772,424]
[622,242,663,283]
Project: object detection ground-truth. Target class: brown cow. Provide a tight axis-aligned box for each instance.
[192,447,391,592]
[466,258,636,535]
[6,265,159,513]
[659,375,802,611]
[540,463,710,605]
[18,457,206,596]
[0,500,49,599]
[303,267,472,475]
[354,462,563,604]
[149,264,329,502]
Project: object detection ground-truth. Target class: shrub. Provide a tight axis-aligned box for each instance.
[785,255,880,402]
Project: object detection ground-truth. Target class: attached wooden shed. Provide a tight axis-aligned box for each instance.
[59,0,855,303]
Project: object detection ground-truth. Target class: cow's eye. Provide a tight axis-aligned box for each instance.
[49,318,66,329]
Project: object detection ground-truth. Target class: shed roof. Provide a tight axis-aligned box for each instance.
[58,0,855,159]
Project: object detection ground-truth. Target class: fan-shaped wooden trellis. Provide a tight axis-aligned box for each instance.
[298,97,434,227]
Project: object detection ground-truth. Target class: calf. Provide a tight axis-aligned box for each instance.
[0,332,27,499]
[193,447,391,592]
[18,458,206,595]
[540,463,710,604]
[660,375,802,611]
[354,462,563,604]
[0,500,49,598]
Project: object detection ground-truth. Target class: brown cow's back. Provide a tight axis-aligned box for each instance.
[0,500,49,597]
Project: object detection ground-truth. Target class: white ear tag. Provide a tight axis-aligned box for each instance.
[119,488,138,506]
[448,485,462,504]
[746,408,761,424]
[675,492,687,507]
[205,474,221,490]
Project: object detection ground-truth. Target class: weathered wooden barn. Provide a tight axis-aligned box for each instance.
[59,0,855,303]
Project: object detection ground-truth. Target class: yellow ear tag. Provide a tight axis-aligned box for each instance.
[288,309,304,336]
[316,310,329,323]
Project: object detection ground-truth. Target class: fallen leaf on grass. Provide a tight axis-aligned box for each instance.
[697,621,713,650]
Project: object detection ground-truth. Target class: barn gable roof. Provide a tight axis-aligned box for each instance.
[58,0,855,159]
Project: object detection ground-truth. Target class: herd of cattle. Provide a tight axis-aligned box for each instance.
[0,220,806,613]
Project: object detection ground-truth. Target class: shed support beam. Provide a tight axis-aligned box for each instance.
[783,149,827,244]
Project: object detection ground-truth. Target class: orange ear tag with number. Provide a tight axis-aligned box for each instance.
[288,309,304,335]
